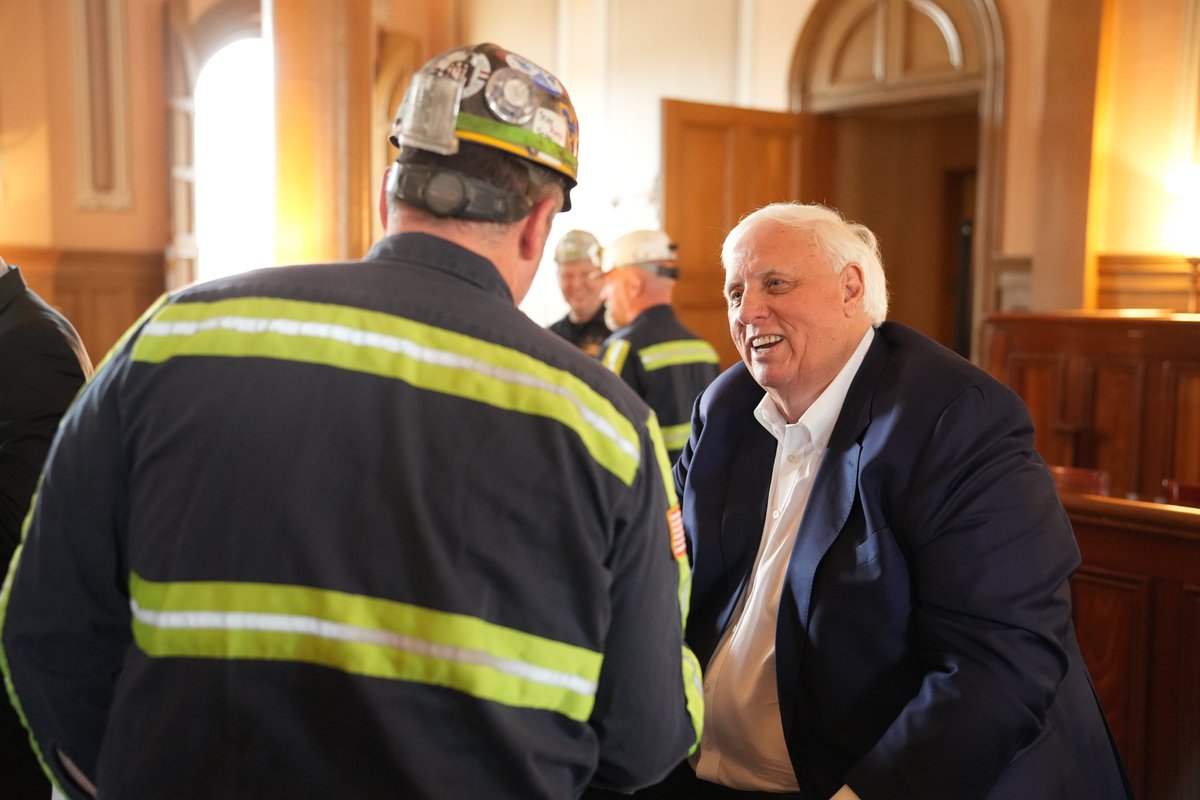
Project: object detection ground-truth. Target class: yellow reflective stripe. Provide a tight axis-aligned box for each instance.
[660,423,691,453]
[646,412,699,760]
[682,645,705,756]
[646,411,692,624]
[637,339,719,371]
[602,339,631,375]
[93,292,172,377]
[645,412,679,509]
[129,573,603,722]
[131,297,641,485]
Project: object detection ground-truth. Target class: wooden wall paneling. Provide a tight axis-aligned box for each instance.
[1162,360,1200,484]
[54,250,166,364]
[1146,579,1199,800]
[1069,567,1149,795]
[1077,357,1144,497]
[0,247,63,307]
[986,312,1200,500]
[1005,352,1073,467]
[1065,494,1200,800]
[1173,586,1200,800]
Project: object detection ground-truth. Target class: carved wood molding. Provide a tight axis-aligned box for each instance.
[69,0,131,210]
[1097,253,1198,311]
[795,0,985,113]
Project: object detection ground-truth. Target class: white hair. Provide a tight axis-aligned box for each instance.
[721,202,889,325]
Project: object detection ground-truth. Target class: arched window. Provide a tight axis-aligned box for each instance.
[194,37,274,282]
[163,0,264,290]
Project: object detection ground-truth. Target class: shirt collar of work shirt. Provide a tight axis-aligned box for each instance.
[753,325,876,454]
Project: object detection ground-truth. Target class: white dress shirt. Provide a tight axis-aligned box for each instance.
[694,327,875,791]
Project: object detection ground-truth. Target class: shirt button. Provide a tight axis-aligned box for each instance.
[772,510,781,520]
[787,455,797,463]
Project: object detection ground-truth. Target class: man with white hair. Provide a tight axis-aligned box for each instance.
[659,202,1131,799]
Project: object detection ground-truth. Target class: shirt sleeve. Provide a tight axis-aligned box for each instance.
[587,410,703,791]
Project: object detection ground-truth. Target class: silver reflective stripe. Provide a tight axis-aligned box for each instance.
[130,599,598,696]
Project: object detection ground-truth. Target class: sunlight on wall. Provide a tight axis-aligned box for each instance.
[195,38,275,282]
[1163,159,1200,256]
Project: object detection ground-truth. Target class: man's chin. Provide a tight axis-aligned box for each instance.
[747,357,782,389]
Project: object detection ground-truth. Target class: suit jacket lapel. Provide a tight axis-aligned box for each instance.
[786,329,891,626]
[718,423,775,604]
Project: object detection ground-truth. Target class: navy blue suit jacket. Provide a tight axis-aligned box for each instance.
[675,322,1130,800]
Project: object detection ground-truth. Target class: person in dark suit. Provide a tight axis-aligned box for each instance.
[666,203,1131,799]
[0,257,92,797]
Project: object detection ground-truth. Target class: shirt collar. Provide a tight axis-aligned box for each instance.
[754,326,876,451]
[363,232,514,304]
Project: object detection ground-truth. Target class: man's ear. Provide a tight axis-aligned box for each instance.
[518,196,561,262]
[627,268,647,296]
[378,165,394,231]
[842,263,865,312]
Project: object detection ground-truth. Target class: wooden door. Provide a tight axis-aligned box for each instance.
[662,99,833,368]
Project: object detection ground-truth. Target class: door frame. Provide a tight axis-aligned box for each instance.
[788,0,1006,362]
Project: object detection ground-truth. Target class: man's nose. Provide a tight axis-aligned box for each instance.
[734,290,766,324]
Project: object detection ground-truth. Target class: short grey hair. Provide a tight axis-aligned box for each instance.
[721,202,889,325]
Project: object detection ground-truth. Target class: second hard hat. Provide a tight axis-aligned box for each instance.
[554,230,602,267]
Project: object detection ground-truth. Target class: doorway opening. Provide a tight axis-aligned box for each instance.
[194,37,275,283]
[827,101,979,350]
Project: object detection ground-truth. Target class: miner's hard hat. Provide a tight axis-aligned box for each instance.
[604,230,679,278]
[554,230,602,267]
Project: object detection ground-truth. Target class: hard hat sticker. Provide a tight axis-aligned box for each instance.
[532,107,568,149]
[505,52,564,96]
[433,49,492,98]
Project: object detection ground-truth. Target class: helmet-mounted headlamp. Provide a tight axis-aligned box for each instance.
[387,162,533,223]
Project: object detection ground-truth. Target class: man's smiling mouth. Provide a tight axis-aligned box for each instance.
[751,334,783,351]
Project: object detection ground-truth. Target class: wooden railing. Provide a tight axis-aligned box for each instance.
[1064,492,1200,800]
